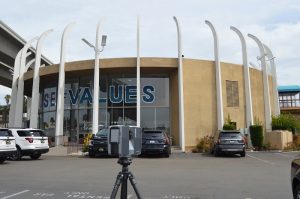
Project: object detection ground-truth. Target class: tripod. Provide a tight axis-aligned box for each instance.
[110,157,143,199]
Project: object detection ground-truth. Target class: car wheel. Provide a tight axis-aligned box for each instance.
[10,147,21,161]
[30,154,41,160]
[164,151,170,158]
[89,151,95,158]
[240,150,246,157]
[214,149,219,157]
[294,183,300,199]
[0,157,5,164]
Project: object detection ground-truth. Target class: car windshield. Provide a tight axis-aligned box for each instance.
[0,129,12,137]
[96,128,108,137]
[143,131,164,138]
[17,130,46,137]
[220,133,242,139]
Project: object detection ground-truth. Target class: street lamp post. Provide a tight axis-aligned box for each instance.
[82,21,107,135]
[263,44,280,116]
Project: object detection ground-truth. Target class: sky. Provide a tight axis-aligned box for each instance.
[0,0,300,105]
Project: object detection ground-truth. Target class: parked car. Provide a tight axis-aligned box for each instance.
[88,128,108,158]
[141,129,171,157]
[291,158,300,199]
[0,128,16,163]
[211,130,246,157]
[9,128,49,160]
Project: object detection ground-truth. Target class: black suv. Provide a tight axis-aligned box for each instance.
[88,128,108,158]
[141,130,171,157]
[291,158,300,199]
[212,130,246,157]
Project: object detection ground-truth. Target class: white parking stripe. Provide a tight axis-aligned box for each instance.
[1,190,30,199]
[277,153,296,158]
[247,154,275,166]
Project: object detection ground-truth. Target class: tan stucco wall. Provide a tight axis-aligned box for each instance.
[170,70,179,145]
[24,58,177,80]
[182,59,217,149]
[249,68,265,127]
[221,62,246,130]
[268,76,275,116]
[182,60,275,149]
[265,130,293,150]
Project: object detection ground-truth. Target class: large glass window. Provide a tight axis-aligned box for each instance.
[41,111,56,138]
[79,76,93,109]
[141,108,155,129]
[38,73,170,144]
[78,109,92,143]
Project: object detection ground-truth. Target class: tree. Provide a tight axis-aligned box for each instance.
[3,94,11,127]
[4,94,11,105]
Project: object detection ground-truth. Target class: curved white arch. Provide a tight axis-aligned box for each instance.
[137,16,141,127]
[230,26,253,127]
[173,16,185,151]
[248,34,272,131]
[205,20,224,130]
[30,29,53,128]
[9,50,22,127]
[15,37,38,127]
[55,22,75,146]
[263,44,280,116]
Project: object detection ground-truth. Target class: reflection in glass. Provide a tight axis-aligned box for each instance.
[38,74,170,144]
[141,108,155,129]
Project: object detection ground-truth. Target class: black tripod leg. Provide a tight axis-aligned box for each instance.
[128,172,143,199]
[110,172,123,199]
[120,173,128,199]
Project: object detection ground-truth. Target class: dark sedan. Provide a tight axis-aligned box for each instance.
[141,130,171,157]
[212,130,246,157]
[88,128,108,158]
[291,158,300,199]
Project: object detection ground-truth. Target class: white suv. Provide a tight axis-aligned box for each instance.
[0,128,16,163]
[10,128,49,160]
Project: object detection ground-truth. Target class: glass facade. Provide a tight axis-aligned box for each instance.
[38,73,170,144]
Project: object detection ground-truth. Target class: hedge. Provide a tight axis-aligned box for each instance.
[250,125,263,149]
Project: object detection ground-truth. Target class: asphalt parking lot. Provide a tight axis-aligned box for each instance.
[0,151,298,199]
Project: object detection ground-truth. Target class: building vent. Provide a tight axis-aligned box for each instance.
[226,80,239,107]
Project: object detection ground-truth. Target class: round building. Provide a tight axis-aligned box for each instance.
[23,57,276,151]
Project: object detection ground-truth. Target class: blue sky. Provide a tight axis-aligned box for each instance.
[0,0,300,105]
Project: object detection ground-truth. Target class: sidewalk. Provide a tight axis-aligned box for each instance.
[45,146,85,157]
[46,146,184,157]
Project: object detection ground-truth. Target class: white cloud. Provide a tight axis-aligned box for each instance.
[0,0,299,87]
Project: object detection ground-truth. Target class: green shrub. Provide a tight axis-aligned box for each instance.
[272,114,300,133]
[223,114,236,130]
[250,125,263,149]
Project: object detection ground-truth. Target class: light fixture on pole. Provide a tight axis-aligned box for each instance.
[249,62,260,69]
[82,33,107,135]
[82,35,107,53]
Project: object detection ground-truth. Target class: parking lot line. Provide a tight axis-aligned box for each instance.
[277,152,296,158]
[246,154,275,166]
[0,190,30,199]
